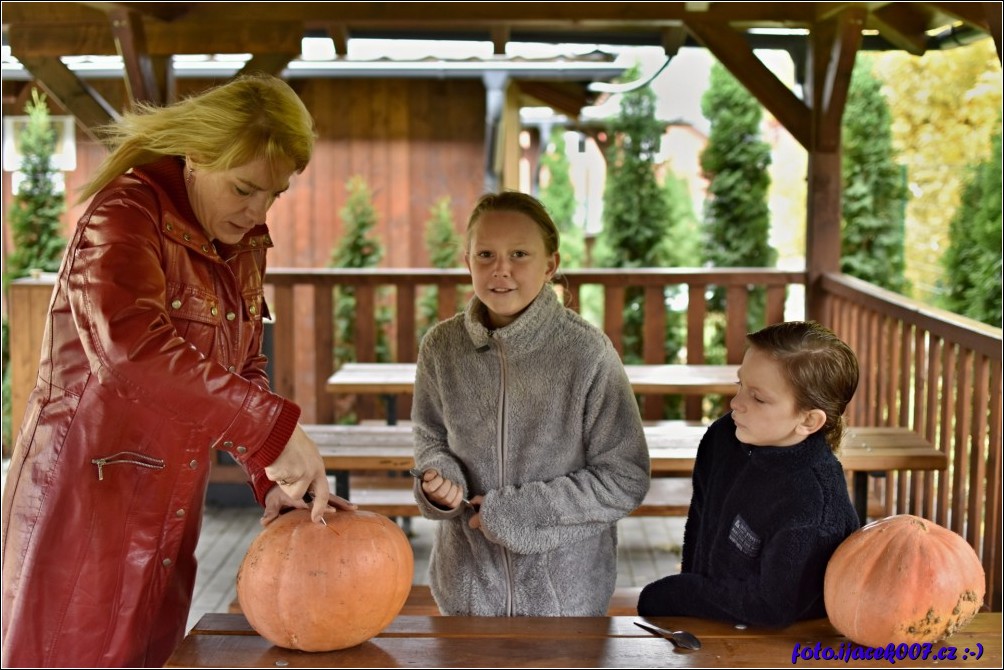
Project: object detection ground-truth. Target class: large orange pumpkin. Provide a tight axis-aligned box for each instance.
[236,509,414,651]
[823,514,984,648]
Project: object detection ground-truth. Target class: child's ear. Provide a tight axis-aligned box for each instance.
[796,408,827,436]
[546,252,560,278]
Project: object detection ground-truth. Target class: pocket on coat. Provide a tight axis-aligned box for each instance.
[165,281,221,356]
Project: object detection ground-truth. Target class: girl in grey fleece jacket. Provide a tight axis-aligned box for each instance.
[412,192,651,616]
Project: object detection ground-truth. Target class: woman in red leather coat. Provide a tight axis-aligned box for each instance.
[1,74,353,667]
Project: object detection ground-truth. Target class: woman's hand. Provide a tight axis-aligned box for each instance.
[264,424,332,523]
[260,486,357,527]
[418,469,466,510]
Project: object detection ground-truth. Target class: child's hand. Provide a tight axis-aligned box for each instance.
[468,494,485,530]
[419,469,466,510]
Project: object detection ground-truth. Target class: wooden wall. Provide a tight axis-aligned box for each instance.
[3,77,486,272]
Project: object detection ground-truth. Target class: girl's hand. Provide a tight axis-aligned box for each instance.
[419,469,466,510]
[467,494,485,530]
[261,486,357,527]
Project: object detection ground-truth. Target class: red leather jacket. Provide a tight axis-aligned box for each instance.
[1,157,298,667]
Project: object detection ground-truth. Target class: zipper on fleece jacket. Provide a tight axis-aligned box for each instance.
[493,335,515,616]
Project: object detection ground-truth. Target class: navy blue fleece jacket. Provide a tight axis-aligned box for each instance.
[637,412,860,627]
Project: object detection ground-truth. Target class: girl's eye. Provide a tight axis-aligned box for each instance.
[235,186,251,196]
[476,250,492,259]
[512,250,527,258]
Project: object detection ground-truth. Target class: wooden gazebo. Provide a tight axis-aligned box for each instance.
[3,2,1002,609]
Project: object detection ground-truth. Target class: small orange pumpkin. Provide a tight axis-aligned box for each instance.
[236,509,414,651]
[823,514,984,648]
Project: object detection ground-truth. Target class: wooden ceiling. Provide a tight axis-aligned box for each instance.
[2,2,1000,142]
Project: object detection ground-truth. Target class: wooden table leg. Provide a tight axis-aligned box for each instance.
[853,471,868,525]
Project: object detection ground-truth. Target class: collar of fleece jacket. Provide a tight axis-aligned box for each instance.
[726,413,834,471]
[463,284,563,355]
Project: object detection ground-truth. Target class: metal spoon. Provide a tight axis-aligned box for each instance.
[634,621,702,650]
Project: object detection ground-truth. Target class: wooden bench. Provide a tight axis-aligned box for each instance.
[231,584,643,617]
[306,422,946,524]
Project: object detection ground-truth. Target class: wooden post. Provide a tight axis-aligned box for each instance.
[6,274,56,456]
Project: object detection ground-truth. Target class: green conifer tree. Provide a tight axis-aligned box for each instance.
[3,89,66,450]
[330,176,389,371]
[419,195,463,339]
[941,123,1003,327]
[599,65,675,364]
[700,62,775,356]
[5,89,66,280]
[539,128,584,268]
[841,57,909,293]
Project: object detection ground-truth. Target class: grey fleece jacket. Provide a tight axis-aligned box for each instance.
[412,285,651,616]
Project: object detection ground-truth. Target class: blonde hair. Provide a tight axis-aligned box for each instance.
[79,74,315,202]
[466,191,560,256]
[746,321,859,451]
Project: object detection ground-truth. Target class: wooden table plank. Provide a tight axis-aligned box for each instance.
[308,425,946,476]
[169,613,1001,668]
[326,363,741,396]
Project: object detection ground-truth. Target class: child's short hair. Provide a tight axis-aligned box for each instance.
[746,321,859,451]
[466,191,559,255]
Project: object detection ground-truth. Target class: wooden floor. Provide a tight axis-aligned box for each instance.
[187,505,685,632]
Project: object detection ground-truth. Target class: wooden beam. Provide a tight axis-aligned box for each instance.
[329,24,350,56]
[7,21,304,58]
[814,3,890,22]
[108,7,161,106]
[803,19,846,319]
[79,2,196,22]
[816,8,865,151]
[685,18,811,149]
[984,1,1003,63]
[517,81,589,118]
[235,54,299,79]
[491,25,510,56]
[660,25,688,56]
[867,3,929,54]
[927,2,992,31]
[14,56,119,144]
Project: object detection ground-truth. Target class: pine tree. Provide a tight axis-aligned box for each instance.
[599,65,675,365]
[3,88,66,451]
[5,89,66,281]
[539,128,584,268]
[418,195,463,339]
[330,176,389,371]
[700,61,775,349]
[941,123,1003,327]
[841,57,909,293]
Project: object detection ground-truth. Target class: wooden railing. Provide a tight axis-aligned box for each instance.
[820,273,1003,610]
[263,267,806,424]
[7,268,999,606]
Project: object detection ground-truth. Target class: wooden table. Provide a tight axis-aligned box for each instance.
[326,363,739,424]
[327,362,741,396]
[167,612,1001,668]
[308,424,946,475]
[307,423,946,522]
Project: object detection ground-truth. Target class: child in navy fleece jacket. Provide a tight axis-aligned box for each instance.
[637,321,861,627]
